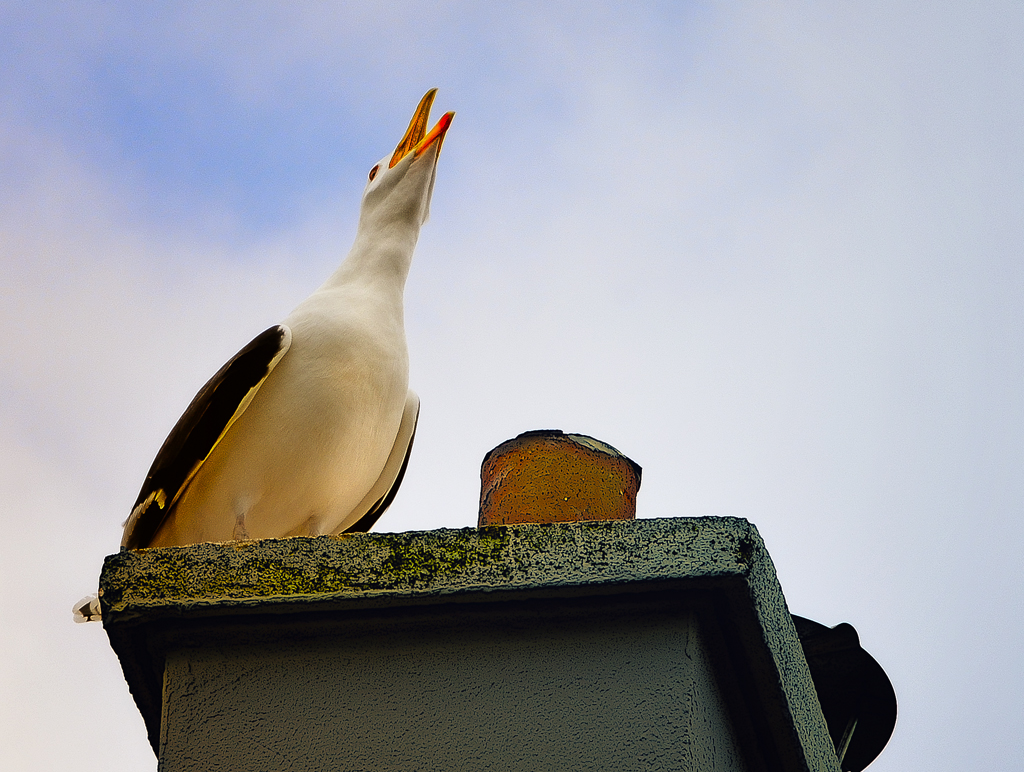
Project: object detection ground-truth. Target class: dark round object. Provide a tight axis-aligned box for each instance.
[792,616,897,772]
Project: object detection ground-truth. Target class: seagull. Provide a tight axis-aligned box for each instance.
[127,90,454,549]
[74,89,452,621]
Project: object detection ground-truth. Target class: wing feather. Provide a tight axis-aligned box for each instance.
[341,390,420,533]
[121,325,292,549]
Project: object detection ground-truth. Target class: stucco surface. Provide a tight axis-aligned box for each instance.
[160,601,747,772]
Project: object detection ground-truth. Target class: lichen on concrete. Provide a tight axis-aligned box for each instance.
[99,517,756,618]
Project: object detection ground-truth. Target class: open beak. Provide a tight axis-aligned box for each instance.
[390,88,455,169]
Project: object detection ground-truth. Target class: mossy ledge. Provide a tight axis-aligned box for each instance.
[99,516,768,619]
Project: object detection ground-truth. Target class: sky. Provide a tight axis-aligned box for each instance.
[1,1,1022,769]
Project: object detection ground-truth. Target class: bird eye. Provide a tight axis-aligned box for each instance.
[368,164,379,181]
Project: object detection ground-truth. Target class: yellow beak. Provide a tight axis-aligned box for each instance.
[389,88,455,169]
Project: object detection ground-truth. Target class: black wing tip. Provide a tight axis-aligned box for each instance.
[122,325,291,549]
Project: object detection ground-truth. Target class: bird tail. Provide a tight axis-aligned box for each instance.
[73,593,102,623]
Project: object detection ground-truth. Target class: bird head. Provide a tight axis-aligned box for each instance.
[359,89,454,234]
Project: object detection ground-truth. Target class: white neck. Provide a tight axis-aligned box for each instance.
[321,219,420,298]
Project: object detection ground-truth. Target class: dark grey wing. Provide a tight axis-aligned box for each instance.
[121,325,291,549]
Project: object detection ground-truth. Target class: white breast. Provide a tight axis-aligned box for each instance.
[147,284,409,546]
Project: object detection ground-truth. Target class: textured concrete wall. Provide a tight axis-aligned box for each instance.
[159,598,747,772]
[99,518,839,772]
